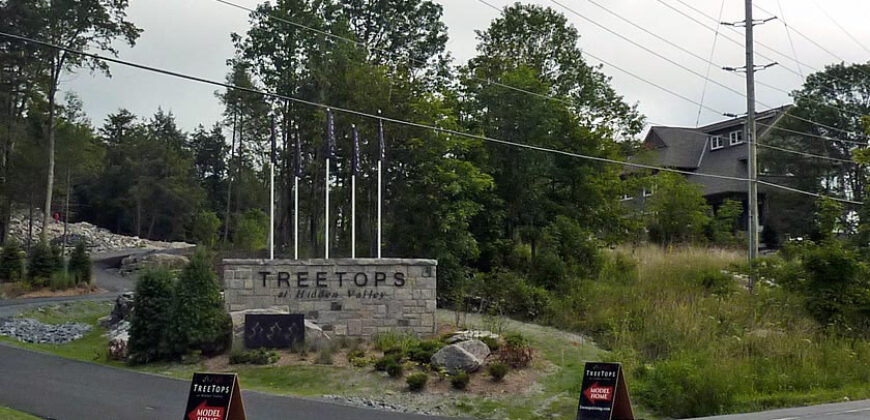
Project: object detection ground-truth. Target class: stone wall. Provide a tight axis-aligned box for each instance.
[222,258,437,337]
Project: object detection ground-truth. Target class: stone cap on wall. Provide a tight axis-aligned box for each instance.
[222,258,438,266]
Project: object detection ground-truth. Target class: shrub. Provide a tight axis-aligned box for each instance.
[28,240,58,285]
[375,354,401,372]
[801,243,870,333]
[49,271,73,291]
[406,372,428,392]
[190,211,221,249]
[233,209,268,251]
[372,331,418,355]
[229,348,279,365]
[450,371,470,390]
[499,333,534,368]
[407,339,444,364]
[0,239,24,283]
[128,269,175,363]
[488,362,510,382]
[386,360,404,378]
[317,347,334,365]
[637,356,737,418]
[481,336,501,352]
[167,251,232,357]
[67,241,91,285]
[347,348,366,362]
[696,268,734,296]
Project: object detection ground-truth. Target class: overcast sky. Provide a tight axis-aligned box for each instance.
[64,0,870,134]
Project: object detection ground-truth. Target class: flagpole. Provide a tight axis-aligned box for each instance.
[294,174,299,260]
[293,123,301,260]
[324,109,335,260]
[325,157,330,259]
[377,110,384,259]
[269,116,276,261]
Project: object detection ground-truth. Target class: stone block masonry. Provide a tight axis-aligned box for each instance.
[222,258,437,337]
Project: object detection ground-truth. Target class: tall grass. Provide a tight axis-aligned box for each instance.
[567,245,870,418]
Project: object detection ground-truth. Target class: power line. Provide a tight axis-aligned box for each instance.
[696,0,726,127]
[655,0,870,123]
[757,143,858,164]
[776,0,804,78]
[6,29,861,205]
[814,1,870,55]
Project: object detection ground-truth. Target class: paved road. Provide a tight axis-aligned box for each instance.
[0,344,455,420]
[694,400,870,420]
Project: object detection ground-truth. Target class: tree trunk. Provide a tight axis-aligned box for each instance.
[135,196,142,238]
[27,192,33,251]
[62,168,70,256]
[41,54,58,241]
[147,214,157,239]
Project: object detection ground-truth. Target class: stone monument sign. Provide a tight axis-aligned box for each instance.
[223,258,437,337]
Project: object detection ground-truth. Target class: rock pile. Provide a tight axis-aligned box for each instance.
[100,293,136,360]
[8,209,192,253]
[119,253,189,277]
[0,318,91,344]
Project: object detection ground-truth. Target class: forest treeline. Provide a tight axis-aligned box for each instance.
[1,0,868,299]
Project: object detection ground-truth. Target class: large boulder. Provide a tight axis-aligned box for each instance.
[431,343,483,374]
[119,253,189,276]
[107,321,130,361]
[456,339,491,361]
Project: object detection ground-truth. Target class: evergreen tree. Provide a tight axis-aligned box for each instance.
[128,269,174,364]
[167,251,231,357]
[28,240,59,286]
[0,238,24,282]
[67,241,91,285]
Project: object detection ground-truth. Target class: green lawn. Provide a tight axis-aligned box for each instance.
[1,302,615,420]
[0,406,41,420]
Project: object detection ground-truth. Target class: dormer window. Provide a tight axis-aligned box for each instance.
[710,136,724,150]
[729,130,744,146]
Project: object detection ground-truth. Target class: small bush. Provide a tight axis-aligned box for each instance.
[481,336,501,352]
[0,239,25,283]
[406,372,428,392]
[696,268,734,296]
[67,241,92,284]
[347,348,366,362]
[372,331,418,355]
[386,360,404,378]
[375,354,401,372]
[407,339,444,364]
[317,347,334,365]
[499,332,534,368]
[488,362,509,382]
[450,371,470,390]
[229,348,279,365]
[48,271,73,291]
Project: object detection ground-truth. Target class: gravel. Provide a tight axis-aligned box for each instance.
[0,318,92,344]
[322,395,444,417]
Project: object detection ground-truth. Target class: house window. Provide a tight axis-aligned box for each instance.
[710,136,724,150]
[729,130,744,146]
[643,188,654,197]
[621,194,632,202]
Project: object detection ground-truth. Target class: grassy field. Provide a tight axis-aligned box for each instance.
[0,406,41,419]
[569,245,870,418]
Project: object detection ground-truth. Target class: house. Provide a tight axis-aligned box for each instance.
[624,106,792,229]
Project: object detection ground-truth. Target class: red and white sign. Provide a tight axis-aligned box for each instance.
[187,401,226,420]
[583,382,614,404]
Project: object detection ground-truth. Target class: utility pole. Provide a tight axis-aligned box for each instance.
[745,0,759,279]
[724,0,776,290]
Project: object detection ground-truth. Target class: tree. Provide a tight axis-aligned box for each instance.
[128,269,174,363]
[710,199,743,245]
[27,240,57,285]
[234,209,268,252]
[167,251,232,357]
[0,238,24,282]
[39,0,141,240]
[190,211,221,249]
[813,196,843,242]
[67,241,91,284]
[647,172,711,245]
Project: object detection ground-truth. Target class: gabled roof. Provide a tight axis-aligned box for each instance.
[644,126,708,169]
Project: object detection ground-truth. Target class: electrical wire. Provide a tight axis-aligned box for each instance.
[5,29,861,204]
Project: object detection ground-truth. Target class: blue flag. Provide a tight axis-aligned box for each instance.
[352,124,361,176]
[294,124,303,178]
[324,108,336,159]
